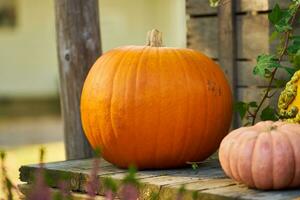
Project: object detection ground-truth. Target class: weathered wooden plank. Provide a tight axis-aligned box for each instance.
[236,61,289,87]
[19,158,300,200]
[18,184,107,200]
[237,87,280,106]
[54,0,102,159]
[200,184,300,200]
[188,14,270,59]
[159,179,236,200]
[186,0,289,15]
[19,159,124,191]
[218,0,236,94]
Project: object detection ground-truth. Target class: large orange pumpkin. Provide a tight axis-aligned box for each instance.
[81,30,232,169]
[219,121,300,190]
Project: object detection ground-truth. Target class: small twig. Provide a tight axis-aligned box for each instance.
[250,6,300,125]
[247,109,255,117]
[267,90,278,98]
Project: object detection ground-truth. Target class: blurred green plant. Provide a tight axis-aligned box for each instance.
[1,150,21,200]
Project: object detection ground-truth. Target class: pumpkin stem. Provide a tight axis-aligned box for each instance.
[146,29,163,47]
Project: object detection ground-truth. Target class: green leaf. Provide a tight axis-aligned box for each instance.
[275,23,292,32]
[269,4,284,25]
[123,165,139,186]
[253,54,281,77]
[260,106,278,121]
[274,78,287,88]
[178,185,186,195]
[293,49,300,68]
[192,191,199,200]
[0,150,5,160]
[293,0,300,4]
[269,31,280,43]
[287,43,300,55]
[248,101,258,108]
[271,5,296,33]
[234,101,248,119]
[150,192,160,200]
[283,66,297,75]
[93,147,102,158]
[103,177,118,193]
[191,163,199,170]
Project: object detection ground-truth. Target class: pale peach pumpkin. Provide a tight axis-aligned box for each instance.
[219,121,300,190]
[81,30,233,169]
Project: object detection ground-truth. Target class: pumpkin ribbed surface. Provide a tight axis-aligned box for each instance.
[81,44,232,169]
[219,121,300,189]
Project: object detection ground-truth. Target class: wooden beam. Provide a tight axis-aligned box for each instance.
[218,0,237,126]
[54,0,102,159]
[218,0,236,92]
[19,159,300,199]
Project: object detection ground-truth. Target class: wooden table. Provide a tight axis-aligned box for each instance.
[19,158,300,200]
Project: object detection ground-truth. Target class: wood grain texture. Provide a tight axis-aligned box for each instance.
[218,0,237,128]
[237,87,280,106]
[236,61,288,86]
[187,14,270,59]
[54,0,102,159]
[186,0,289,15]
[18,184,107,200]
[19,159,300,199]
[218,0,236,92]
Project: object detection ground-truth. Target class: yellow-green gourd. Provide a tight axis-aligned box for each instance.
[278,70,300,122]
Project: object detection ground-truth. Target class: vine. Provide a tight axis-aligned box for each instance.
[211,0,300,125]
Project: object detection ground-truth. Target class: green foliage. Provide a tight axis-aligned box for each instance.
[1,150,17,200]
[268,4,284,25]
[234,101,257,119]
[268,3,298,33]
[93,147,102,158]
[191,163,199,170]
[192,191,199,200]
[40,146,45,163]
[274,78,287,88]
[237,1,300,125]
[103,177,118,193]
[177,185,186,199]
[122,165,140,186]
[288,36,300,70]
[0,150,5,160]
[253,54,281,77]
[149,192,160,200]
[260,106,278,121]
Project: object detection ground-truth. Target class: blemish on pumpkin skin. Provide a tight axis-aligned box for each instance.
[207,80,222,96]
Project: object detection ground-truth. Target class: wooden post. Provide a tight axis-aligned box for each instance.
[54,0,102,159]
[218,0,237,127]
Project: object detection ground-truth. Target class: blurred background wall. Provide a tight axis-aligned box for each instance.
[0,0,186,100]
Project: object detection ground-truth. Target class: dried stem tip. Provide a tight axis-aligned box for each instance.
[146,29,163,47]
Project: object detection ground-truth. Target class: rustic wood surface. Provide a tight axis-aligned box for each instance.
[19,159,300,200]
[54,0,102,159]
[218,0,236,93]
[187,14,270,59]
[19,184,107,200]
[186,0,289,15]
[236,61,288,87]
